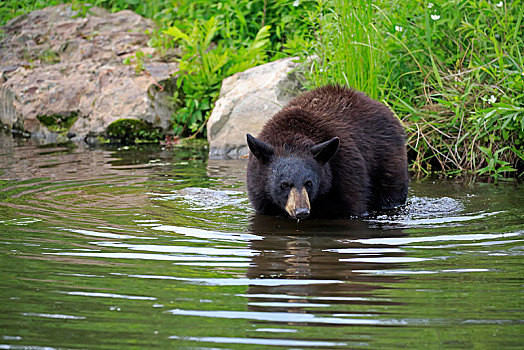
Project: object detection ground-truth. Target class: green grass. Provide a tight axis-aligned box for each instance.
[298,0,383,99]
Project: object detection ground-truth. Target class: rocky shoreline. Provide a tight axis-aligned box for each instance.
[0,4,304,158]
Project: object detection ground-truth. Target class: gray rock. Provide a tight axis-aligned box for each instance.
[207,57,305,159]
[0,5,178,143]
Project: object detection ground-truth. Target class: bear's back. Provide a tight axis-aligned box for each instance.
[258,85,404,152]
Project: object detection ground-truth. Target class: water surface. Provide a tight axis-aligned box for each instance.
[0,134,523,349]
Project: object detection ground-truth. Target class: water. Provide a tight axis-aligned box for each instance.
[1,134,523,349]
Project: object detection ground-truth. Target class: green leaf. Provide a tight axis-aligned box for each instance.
[164,25,190,43]
[497,165,516,173]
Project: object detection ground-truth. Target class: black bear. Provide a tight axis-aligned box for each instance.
[246,85,408,219]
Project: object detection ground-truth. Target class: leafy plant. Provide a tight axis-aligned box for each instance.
[165,17,271,137]
[0,0,67,26]
[156,0,317,137]
[122,49,149,75]
[477,146,517,183]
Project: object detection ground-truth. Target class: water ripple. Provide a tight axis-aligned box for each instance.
[64,291,156,300]
[168,335,349,347]
[346,231,521,246]
[21,313,86,320]
[125,274,344,286]
[151,225,262,241]
[94,242,256,257]
[45,252,250,262]
[166,309,408,326]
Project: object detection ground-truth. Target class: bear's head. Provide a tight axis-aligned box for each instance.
[247,134,339,220]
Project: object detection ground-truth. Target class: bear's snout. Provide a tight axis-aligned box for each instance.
[294,207,310,219]
[285,187,311,220]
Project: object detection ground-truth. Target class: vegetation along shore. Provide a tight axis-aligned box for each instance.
[1,0,522,181]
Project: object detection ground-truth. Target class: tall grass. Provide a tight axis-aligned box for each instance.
[304,0,383,98]
[297,0,523,180]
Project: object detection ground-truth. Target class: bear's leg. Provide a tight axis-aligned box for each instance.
[326,154,372,216]
[338,172,372,216]
[371,153,408,210]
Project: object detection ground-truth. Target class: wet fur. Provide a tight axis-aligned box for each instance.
[247,85,408,218]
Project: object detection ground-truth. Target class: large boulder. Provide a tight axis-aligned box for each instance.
[0,5,178,144]
[207,57,305,159]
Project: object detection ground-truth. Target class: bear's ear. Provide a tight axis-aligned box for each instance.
[311,137,340,165]
[247,134,274,162]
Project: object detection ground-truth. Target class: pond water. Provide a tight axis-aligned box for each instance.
[1,134,523,349]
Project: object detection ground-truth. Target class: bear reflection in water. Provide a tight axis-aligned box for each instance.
[247,85,409,220]
[246,215,408,319]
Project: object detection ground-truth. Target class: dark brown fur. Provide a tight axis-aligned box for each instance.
[247,85,408,218]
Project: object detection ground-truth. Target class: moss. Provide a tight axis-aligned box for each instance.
[37,112,78,132]
[106,118,163,144]
[96,135,111,144]
[38,48,60,64]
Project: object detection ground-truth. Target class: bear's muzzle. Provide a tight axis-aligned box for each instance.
[285,187,311,219]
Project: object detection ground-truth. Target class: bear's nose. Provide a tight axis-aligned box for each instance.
[294,207,310,219]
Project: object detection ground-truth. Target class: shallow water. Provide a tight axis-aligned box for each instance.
[0,135,523,349]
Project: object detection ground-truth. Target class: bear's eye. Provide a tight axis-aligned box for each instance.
[280,182,291,190]
[304,180,313,188]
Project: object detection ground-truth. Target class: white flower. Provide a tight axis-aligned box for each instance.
[488,95,497,104]
[293,0,300,6]
[431,14,440,20]
[496,1,503,7]
[395,25,404,32]
[428,2,434,8]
